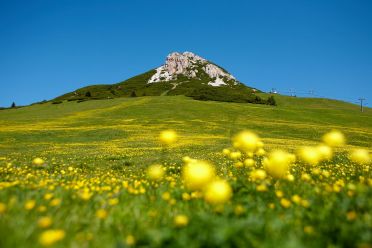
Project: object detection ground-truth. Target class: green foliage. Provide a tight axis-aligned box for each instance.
[267,95,277,106]
[130,91,137,97]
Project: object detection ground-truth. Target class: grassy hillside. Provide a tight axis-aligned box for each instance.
[52,68,268,104]
[1,95,371,163]
[0,96,371,247]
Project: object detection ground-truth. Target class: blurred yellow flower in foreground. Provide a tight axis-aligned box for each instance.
[96,209,108,219]
[174,214,189,227]
[78,190,93,201]
[126,235,136,246]
[32,157,45,166]
[263,150,293,178]
[250,169,267,181]
[159,130,177,145]
[182,160,215,190]
[349,149,371,165]
[147,164,165,181]
[317,144,333,161]
[233,131,261,152]
[24,200,36,210]
[322,130,345,147]
[39,229,65,246]
[38,217,53,228]
[298,147,321,166]
[204,180,232,205]
[280,198,291,208]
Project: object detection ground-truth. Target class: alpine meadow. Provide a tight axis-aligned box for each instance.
[0,93,371,247]
[1,1,372,247]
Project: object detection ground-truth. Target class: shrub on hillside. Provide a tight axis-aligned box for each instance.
[267,96,277,106]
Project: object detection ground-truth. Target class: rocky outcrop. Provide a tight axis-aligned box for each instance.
[148,52,238,87]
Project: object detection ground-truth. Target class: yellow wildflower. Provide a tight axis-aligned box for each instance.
[108,198,119,206]
[24,200,36,210]
[349,149,371,165]
[39,229,65,246]
[126,235,136,246]
[233,131,261,152]
[204,180,232,205]
[263,150,292,178]
[38,217,53,228]
[96,209,108,219]
[322,130,345,147]
[182,160,215,190]
[147,164,165,181]
[280,198,291,208]
[33,157,45,166]
[174,214,189,227]
[159,130,177,145]
[250,169,267,181]
[298,147,321,166]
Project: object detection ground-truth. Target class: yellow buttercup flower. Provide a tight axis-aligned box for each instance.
[39,229,65,246]
[174,214,189,227]
[229,151,242,160]
[147,164,165,181]
[233,131,261,152]
[159,130,177,145]
[256,183,268,192]
[263,150,292,178]
[349,149,371,164]
[256,148,266,156]
[204,180,232,205]
[33,157,45,166]
[291,195,302,204]
[244,158,255,167]
[24,200,36,210]
[182,160,215,190]
[126,235,136,246]
[317,144,333,161]
[78,190,93,201]
[108,198,119,206]
[280,198,291,208]
[38,217,53,228]
[222,148,231,156]
[250,169,267,181]
[322,130,345,147]
[298,147,321,166]
[96,209,108,219]
[50,198,61,207]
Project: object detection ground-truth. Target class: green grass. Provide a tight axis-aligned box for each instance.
[0,95,371,247]
[52,66,266,104]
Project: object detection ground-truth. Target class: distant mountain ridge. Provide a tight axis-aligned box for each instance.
[54,52,275,105]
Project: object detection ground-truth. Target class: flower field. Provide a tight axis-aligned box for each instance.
[0,95,371,247]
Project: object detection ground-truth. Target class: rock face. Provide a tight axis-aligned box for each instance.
[148,52,238,87]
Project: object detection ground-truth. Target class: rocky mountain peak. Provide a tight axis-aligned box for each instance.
[148,51,238,87]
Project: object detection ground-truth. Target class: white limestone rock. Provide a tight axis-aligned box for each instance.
[148,51,238,87]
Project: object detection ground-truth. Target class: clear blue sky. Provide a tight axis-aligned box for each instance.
[1,0,371,107]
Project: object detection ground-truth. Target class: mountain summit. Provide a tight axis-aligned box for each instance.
[148,52,238,87]
[54,52,274,105]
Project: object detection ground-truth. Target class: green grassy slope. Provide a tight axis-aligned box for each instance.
[52,67,266,104]
[0,95,371,167]
[0,96,372,247]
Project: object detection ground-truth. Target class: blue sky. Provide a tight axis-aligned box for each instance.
[1,0,371,107]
